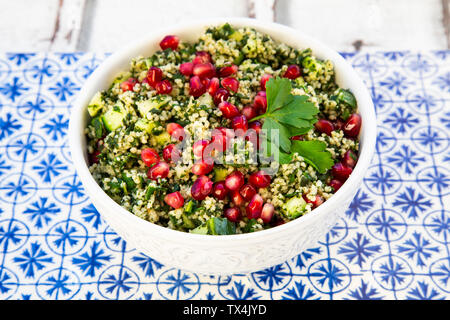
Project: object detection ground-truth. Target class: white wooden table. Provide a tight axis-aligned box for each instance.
[1,0,449,52]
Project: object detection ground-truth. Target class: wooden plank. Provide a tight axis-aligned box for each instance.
[77,0,249,51]
[275,0,448,51]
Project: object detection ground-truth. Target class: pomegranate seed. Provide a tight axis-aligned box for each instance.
[283,65,301,79]
[89,150,101,164]
[232,115,248,133]
[249,170,271,188]
[315,119,334,136]
[213,88,230,105]
[189,75,206,97]
[246,194,263,219]
[179,62,194,76]
[260,74,273,90]
[212,181,228,200]
[249,120,262,134]
[193,140,210,158]
[231,190,245,206]
[155,80,172,95]
[207,77,220,96]
[193,63,216,79]
[210,127,234,152]
[164,191,184,209]
[163,144,181,163]
[191,160,214,175]
[334,118,345,131]
[303,194,324,208]
[147,161,170,180]
[146,67,163,88]
[159,35,179,50]
[193,51,211,65]
[120,78,137,92]
[239,184,256,201]
[254,94,267,114]
[225,171,244,191]
[343,113,362,138]
[329,179,343,191]
[261,203,274,223]
[224,207,240,222]
[343,150,358,168]
[191,175,213,200]
[257,90,266,97]
[221,77,239,93]
[332,162,353,181]
[241,106,258,120]
[291,135,304,140]
[218,101,240,119]
[218,64,238,77]
[166,123,184,141]
[141,148,160,167]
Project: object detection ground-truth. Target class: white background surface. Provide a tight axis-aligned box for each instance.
[0,0,449,52]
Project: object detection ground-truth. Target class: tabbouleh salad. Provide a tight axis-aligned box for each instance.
[84,23,362,235]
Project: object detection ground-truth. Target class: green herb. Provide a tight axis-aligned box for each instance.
[190,217,236,235]
[290,140,334,174]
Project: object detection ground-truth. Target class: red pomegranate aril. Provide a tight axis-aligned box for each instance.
[343,150,358,168]
[193,140,210,158]
[249,120,262,134]
[210,127,234,152]
[213,88,230,105]
[343,113,362,138]
[207,77,220,96]
[166,123,184,141]
[303,194,324,208]
[120,78,137,92]
[291,135,304,140]
[193,63,216,79]
[225,171,244,191]
[232,115,248,133]
[191,160,214,176]
[261,203,275,223]
[218,101,240,119]
[164,191,184,209]
[146,67,163,88]
[219,64,238,77]
[160,35,179,50]
[239,184,256,201]
[221,77,239,93]
[155,80,172,95]
[249,170,271,188]
[332,162,353,181]
[163,144,181,163]
[147,161,170,180]
[212,182,228,200]
[241,106,258,120]
[189,75,206,97]
[141,148,160,167]
[246,194,263,219]
[283,65,301,79]
[224,207,241,222]
[89,150,101,164]
[334,118,345,131]
[231,190,245,206]
[315,119,334,136]
[193,51,211,65]
[254,94,267,114]
[329,179,343,191]
[179,62,194,76]
[260,74,273,90]
[191,175,213,200]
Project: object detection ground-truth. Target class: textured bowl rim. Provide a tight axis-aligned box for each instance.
[68,17,376,244]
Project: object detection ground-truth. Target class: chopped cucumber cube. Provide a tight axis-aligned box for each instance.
[282,196,307,219]
[87,92,104,117]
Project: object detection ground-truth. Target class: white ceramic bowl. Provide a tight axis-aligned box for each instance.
[69,17,376,275]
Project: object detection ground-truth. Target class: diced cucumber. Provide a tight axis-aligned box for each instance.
[181,214,196,229]
[154,131,171,146]
[87,92,104,117]
[282,196,307,219]
[137,97,170,117]
[135,118,157,134]
[229,30,243,42]
[206,217,236,235]
[242,39,257,54]
[102,106,126,132]
[336,89,356,109]
[213,167,228,182]
[190,224,208,235]
[184,200,196,215]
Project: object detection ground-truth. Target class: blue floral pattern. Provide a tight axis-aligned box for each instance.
[0,51,448,300]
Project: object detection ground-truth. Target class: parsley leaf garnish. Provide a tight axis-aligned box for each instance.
[251,77,334,172]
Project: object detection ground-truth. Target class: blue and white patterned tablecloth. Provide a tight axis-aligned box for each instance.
[0,51,449,300]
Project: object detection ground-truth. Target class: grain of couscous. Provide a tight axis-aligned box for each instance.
[85,24,361,235]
